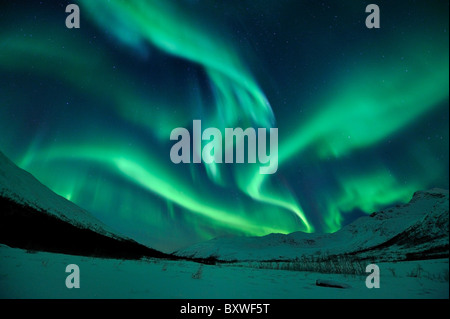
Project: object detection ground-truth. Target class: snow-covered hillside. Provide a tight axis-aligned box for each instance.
[0,151,119,238]
[0,150,169,259]
[175,189,449,262]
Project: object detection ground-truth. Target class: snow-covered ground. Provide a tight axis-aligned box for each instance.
[0,245,447,299]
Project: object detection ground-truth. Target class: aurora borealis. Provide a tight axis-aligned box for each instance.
[0,1,448,252]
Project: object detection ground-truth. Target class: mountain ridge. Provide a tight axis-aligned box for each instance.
[174,188,449,262]
[0,151,119,238]
[0,150,171,260]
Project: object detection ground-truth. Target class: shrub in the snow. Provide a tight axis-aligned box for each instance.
[192,265,203,279]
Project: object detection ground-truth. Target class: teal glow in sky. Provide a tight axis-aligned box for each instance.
[0,1,448,252]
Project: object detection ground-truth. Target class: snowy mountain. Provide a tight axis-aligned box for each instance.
[0,151,169,259]
[175,189,449,262]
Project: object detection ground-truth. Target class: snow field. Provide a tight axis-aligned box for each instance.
[1,245,447,299]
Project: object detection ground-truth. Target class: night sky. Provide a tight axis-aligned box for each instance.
[0,1,448,252]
